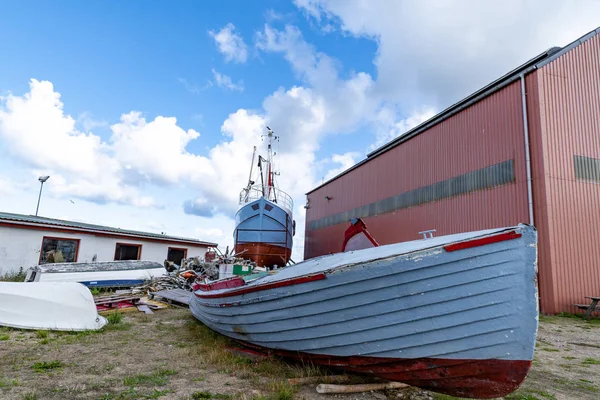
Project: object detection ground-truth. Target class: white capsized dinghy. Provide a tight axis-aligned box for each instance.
[0,282,107,331]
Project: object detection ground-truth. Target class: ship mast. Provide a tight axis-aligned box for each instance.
[264,126,278,200]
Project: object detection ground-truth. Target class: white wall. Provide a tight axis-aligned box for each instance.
[0,225,210,275]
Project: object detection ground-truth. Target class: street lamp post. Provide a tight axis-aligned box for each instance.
[35,176,50,216]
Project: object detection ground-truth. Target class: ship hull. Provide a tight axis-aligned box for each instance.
[191,224,538,398]
[234,197,293,268]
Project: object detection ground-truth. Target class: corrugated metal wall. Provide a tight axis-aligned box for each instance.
[305,81,530,260]
[533,33,600,313]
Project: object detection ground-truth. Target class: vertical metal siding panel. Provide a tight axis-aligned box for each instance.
[527,70,556,313]
[305,80,528,259]
[539,33,600,313]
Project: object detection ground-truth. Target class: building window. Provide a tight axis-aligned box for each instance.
[39,237,79,264]
[167,247,187,266]
[114,243,142,260]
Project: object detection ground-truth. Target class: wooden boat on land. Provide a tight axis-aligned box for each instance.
[0,282,107,331]
[24,260,165,287]
[190,224,539,398]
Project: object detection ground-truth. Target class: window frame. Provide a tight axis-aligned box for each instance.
[167,247,188,265]
[38,236,80,265]
[114,242,143,261]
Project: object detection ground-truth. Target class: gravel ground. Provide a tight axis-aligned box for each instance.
[1,307,599,400]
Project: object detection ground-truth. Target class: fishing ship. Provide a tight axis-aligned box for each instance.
[234,127,294,268]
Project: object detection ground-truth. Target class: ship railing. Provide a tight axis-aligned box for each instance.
[239,185,294,212]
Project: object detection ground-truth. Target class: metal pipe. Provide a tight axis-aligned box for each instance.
[520,74,535,226]
[35,181,45,216]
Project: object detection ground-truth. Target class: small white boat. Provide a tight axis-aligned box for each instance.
[0,282,107,331]
[24,260,166,288]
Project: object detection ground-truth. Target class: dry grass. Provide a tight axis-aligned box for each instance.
[0,308,330,400]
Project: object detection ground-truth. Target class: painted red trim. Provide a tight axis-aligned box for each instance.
[114,242,142,261]
[0,221,217,247]
[39,236,81,264]
[197,277,246,291]
[195,273,327,299]
[444,231,522,252]
[229,339,532,398]
[341,218,379,252]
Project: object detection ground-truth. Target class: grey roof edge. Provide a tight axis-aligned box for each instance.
[306,26,600,196]
[0,211,218,247]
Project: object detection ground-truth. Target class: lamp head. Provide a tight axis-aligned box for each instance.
[38,176,50,183]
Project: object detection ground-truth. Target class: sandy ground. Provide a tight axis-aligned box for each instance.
[1,308,599,400]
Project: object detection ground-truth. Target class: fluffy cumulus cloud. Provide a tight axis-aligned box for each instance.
[294,0,600,110]
[209,23,249,63]
[3,5,598,258]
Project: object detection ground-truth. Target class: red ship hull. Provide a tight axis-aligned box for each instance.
[234,242,291,268]
[236,341,532,399]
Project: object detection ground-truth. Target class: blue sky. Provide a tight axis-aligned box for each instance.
[1,0,599,259]
[0,0,376,154]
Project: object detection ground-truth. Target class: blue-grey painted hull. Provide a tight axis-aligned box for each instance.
[191,224,539,398]
[234,197,293,266]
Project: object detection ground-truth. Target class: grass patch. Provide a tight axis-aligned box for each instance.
[104,322,133,332]
[539,347,560,352]
[270,381,295,400]
[0,378,18,388]
[32,360,62,372]
[106,310,123,324]
[89,287,101,295]
[563,356,576,360]
[123,368,177,387]
[0,267,26,282]
[583,357,600,365]
[576,381,599,392]
[35,330,48,339]
[22,393,38,400]
[0,333,9,341]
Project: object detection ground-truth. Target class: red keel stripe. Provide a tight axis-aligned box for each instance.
[195,272,327,299]
[444,231,522,252]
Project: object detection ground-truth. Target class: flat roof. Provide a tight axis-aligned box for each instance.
[0,211,218,247]
[307,26,600,195]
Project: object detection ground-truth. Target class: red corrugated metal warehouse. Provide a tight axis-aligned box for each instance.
[304,27,600,314]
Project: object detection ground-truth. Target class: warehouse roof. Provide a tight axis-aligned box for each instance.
[307,26,600,195]
[0,211,218,247]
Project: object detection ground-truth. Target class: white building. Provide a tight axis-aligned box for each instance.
[0,211,217,275]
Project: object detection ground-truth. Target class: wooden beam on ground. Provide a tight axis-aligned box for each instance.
[316,381,409,394]
[287,375,350,385]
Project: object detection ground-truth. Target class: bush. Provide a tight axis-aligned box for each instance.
[0,267,26,282]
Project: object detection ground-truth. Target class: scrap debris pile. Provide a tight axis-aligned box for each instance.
[94,247,259,312]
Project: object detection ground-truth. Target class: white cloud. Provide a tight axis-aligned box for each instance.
[370,106,437,150]
[209,23,248,63]
[324,152,362,181]
[0,176,15,195]
[211,69,244,91]
[177,77,202,94]
[76,111,108,132]
[294,0,600,110]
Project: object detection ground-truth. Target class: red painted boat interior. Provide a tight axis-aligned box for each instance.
[195,273,327,298]
[196,277,246,292]
[341,218,379,252]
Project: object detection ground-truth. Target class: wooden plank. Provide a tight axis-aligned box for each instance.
[150,288,191,306]
[137,305,154,314]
